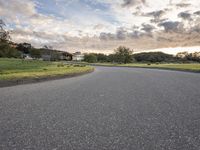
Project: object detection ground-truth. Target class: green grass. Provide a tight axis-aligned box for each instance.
[70,61,200,72]
[0,58,93,80]
[119,63,200,72]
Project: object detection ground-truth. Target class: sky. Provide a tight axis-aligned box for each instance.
[0,0,200,54]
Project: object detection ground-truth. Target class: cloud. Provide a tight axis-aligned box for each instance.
[0,0,36,24]
[128,30,141,38]
[121,0,146,7]
[150,18,168,23]
[176,3,191,8]
[178,11,192,20]
[93,24,105,30]
[99,27,128,40]
[99,26,145,41]
[116,27,128,40]
[141,24,155,33]
[140,9,170,24]
[194,11,200,15]
[99,32,115,40]
[158,21,182,32]
[190,24,200,33]
[144,10,166,19]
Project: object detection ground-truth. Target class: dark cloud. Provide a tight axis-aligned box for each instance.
[143,10,168,24]
[158,21,182,32]
[121,0,145,7]
[100,28,128,41]
[145,10,165,19]
[178,11,192,20]
[150,18,168,23]
[99,27,143,41]
[194,11,200,15]
[128,30,141,38]
[176,3,191,8]
[99,32,115,41]
[157,36,173,42]
[132,6,143,16]
[116,28,127,40]
[141,24,155,33]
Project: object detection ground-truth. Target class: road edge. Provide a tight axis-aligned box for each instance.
[92,65,200,73]
[68,62,200,73]
[0,68,94,88]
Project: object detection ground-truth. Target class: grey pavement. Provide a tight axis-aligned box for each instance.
[0,67,200,150]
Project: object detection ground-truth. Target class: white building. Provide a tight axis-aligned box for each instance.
[72,52,84,61]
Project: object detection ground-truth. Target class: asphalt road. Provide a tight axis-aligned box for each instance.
[0,67,200,150]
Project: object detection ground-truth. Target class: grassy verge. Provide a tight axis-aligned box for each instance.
[119,63,200,72]
[0,58,94,81]
[69,61,200,72]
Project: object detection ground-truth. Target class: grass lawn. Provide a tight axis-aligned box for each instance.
[71,61,200,72]
[0,58,93,80]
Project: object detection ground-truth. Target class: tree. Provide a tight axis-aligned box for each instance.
[185,52,200,62]
[16,43,32,54]
[0,42,20,58]
[0,19,10,42]
[95,53,108,62]
[114,46,133,64]
[29,48,41,59]
[84,54,97,63]
[107,54,117,63]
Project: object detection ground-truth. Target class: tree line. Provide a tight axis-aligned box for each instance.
[84,46,200,63]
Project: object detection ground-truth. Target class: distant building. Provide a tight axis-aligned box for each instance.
[72,52,84,61]
[42,50,72,61]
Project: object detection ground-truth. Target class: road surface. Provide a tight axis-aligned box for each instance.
[0,67,200,150]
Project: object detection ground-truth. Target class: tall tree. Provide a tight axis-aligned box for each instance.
[0,19,10,42]
[114,46,133,64]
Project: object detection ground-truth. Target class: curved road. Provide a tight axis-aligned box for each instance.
[0,67,200,150]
